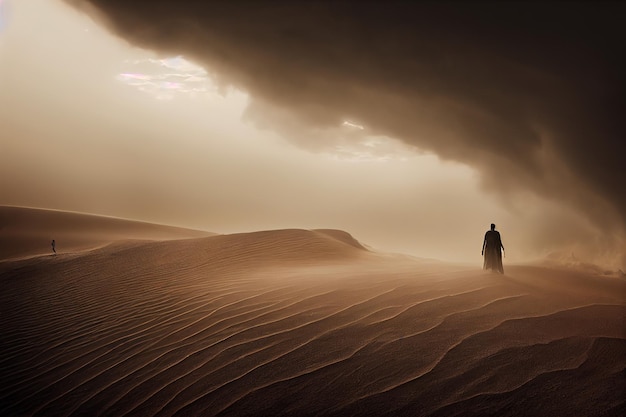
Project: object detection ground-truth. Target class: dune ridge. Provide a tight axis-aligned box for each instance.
[0,205,215,260]
[1,208,624,416]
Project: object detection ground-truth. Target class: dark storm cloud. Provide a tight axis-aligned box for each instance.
[67,0,625,229]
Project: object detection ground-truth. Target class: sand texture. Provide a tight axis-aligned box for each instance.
[1,208,625,416]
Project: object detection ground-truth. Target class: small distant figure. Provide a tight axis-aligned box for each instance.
[482,223,504,273]
[51,239,56,255]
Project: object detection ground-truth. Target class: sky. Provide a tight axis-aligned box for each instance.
[1,0,624,268]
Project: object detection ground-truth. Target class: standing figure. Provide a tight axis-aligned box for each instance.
[51,239,56,255]
[482,224,504,273]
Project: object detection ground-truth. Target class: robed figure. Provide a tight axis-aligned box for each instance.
[482,224,504,273]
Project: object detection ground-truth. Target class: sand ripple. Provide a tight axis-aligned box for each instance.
[1,231,624,416]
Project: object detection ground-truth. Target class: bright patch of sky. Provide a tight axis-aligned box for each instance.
[117,56,218,100]
[329,136,413,163]
[342,120,364,130]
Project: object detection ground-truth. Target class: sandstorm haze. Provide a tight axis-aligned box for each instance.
[1,0,624,268]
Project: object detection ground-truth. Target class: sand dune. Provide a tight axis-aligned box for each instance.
[0,206,214,260]
[0,208,624,416]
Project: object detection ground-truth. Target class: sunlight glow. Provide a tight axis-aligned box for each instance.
[342,120,364,130]
[327,136,412,163]
[116,55,216,100]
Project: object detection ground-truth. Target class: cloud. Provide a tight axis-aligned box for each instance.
[65,0,625,266]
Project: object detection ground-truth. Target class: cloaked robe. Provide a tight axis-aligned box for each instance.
[483,230,504,273]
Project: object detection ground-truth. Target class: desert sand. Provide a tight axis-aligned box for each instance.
[1,207,624,416]
[0,206,215,261]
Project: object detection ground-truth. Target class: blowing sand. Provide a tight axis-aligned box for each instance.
[0,206,214,261]
[1,207,624,416]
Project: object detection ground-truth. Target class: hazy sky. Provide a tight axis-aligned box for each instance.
[1,0,624,268]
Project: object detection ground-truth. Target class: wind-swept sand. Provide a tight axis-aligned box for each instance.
[0,206,214,260]
[1,208,624,416]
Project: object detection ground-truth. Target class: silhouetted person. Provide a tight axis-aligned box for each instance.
[482,223,504,273]
[51,239,56,255]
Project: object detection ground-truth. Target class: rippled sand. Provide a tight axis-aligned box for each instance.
[1,209,624,416]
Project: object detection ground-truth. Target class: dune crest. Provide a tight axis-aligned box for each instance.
[313,229,368,251]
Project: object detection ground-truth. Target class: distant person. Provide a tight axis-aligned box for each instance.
[51,239,56,255]
[482,223,504,273]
